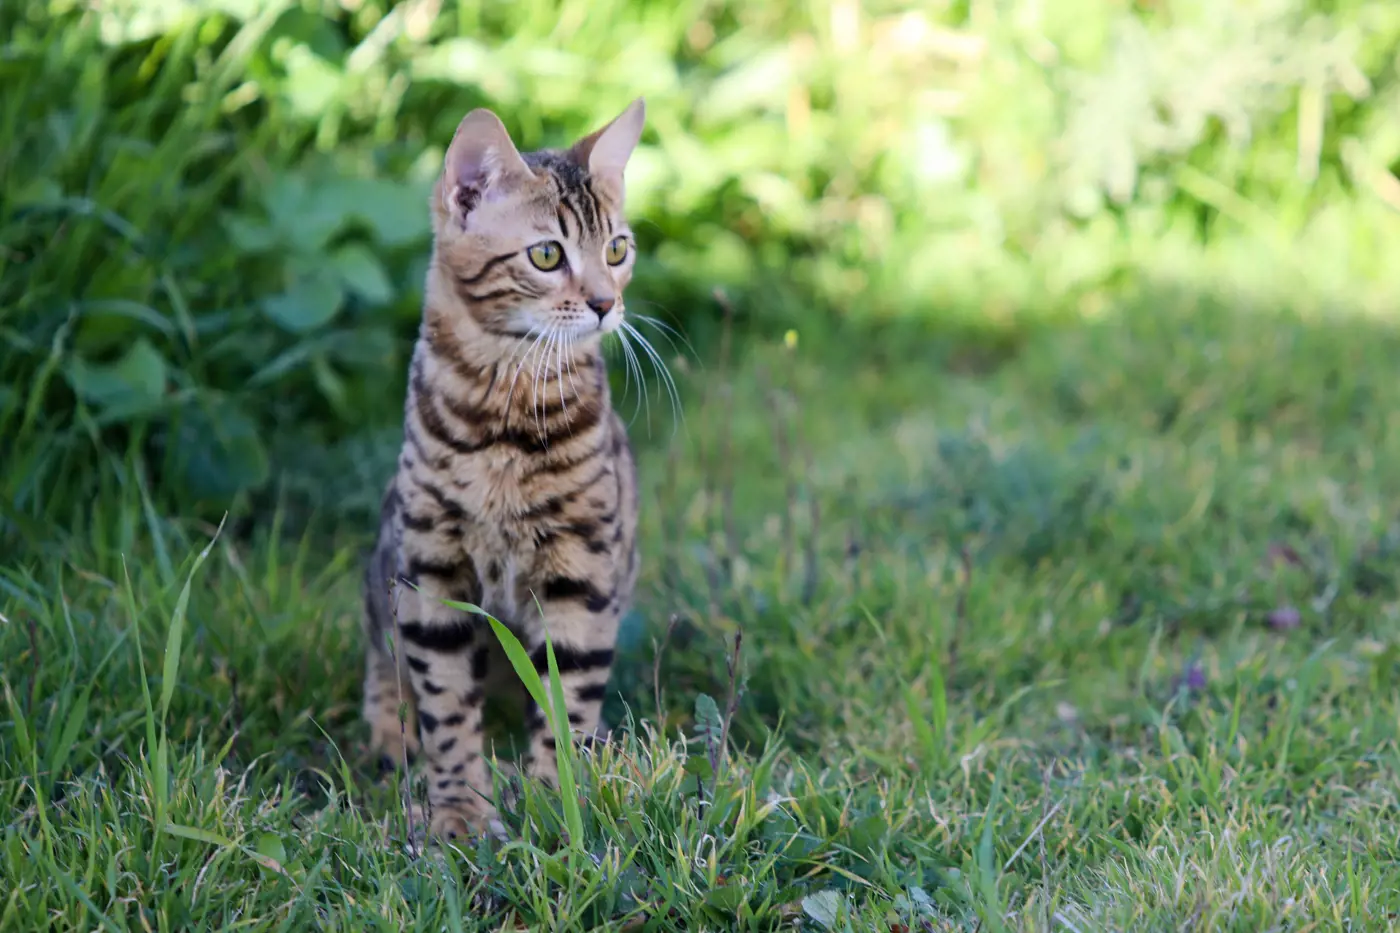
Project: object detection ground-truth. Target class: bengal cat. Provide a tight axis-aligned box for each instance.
[361,99,645,840]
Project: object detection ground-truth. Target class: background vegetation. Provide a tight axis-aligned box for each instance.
[3,0,1400,928]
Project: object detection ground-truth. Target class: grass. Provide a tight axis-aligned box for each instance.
[5,0,1400,927]
[6,281,1400,930]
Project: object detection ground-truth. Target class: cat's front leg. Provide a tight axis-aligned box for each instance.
[520,592,621,788]
[393,567,498,840]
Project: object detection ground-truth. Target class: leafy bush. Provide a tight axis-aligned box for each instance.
[2,0,1397,537]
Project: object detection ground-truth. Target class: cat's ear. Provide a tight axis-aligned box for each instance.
[442,108,534,222]
[571,98,646,185]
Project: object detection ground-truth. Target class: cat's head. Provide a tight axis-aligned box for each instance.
[428,99,645,349]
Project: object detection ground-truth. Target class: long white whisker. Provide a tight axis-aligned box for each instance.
[631,313,696,359]
[502,329,543,425]
[629,300,703,367]
[616,324,650,428]
[622,320,684,436]
[532,325,557,440]
[554,327,569,422]
[613,326,635,414]
[562,332,582,406]
[504,326,550,429]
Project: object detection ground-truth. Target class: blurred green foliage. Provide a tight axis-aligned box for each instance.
[2,0,1398,532]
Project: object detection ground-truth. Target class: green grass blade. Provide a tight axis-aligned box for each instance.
[442,596,586,849]
[158,514,225,723]
[543,636,585,849]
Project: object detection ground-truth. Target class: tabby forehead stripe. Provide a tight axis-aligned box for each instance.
[581,182,607,236]
[566,189,598,238]
[557,189,584,239]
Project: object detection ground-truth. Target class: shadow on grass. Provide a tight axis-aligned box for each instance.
[618,280,1400,756]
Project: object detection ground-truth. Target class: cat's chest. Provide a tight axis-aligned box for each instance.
[464,531,523,623]
[445,448,530,520]
[446,452,536,622]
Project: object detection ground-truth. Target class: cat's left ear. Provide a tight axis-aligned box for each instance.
[571,98,646,190]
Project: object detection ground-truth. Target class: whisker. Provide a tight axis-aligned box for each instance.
[622,320,684,438]
[503,326,550,431]
[531,325,557,440]
[610,327,635,417]
[630,308,699,362]
[562,332,583,407]
[616,324,650,429]
[554,327,569,424]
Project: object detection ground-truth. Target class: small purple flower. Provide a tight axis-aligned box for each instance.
[1267,605,1302,631]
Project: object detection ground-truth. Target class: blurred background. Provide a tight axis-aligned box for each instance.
[2,0,1398,545]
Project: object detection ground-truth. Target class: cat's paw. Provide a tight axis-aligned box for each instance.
[427,804,505,844]
[368,719,420,772]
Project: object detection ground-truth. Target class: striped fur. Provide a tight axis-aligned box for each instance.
[362,100,646,840]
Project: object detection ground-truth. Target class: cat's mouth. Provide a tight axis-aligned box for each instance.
[538,307,624,338]
[501,309,622,347]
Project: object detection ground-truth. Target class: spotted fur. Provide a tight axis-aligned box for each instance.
[361,100,646,840]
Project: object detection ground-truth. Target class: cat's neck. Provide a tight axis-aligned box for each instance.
[410,318,609,441]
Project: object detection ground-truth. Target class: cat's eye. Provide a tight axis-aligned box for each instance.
[605,236,629,266]
[527,241,564,271]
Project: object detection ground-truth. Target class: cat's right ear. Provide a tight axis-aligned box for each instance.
[442,109,534,225]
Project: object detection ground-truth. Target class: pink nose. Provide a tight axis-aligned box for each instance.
[586,296,615,318]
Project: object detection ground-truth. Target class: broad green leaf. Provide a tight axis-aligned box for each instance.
[330,243,394,305]
[224,214,281,253]
[281,44,342,116]
[66,337,167,408]
[801,890,844,930]
[693,693,722,744]
[255,832,288,865]
[262,267,344,332]
[264,173,347,250]
[702,883,746,912]
[340,177,433,247]
[168,400,270,501]
[684,755,713,780]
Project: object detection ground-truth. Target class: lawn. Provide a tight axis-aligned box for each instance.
[7,288,1400,929]
[4,0,1400,930]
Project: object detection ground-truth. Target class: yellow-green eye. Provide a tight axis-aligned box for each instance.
[605,236,629,266]
[527,241,564,271]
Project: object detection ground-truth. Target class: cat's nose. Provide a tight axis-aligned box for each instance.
[586,296,615,318]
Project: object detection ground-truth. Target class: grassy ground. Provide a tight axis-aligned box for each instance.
[5,279,1400,930]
